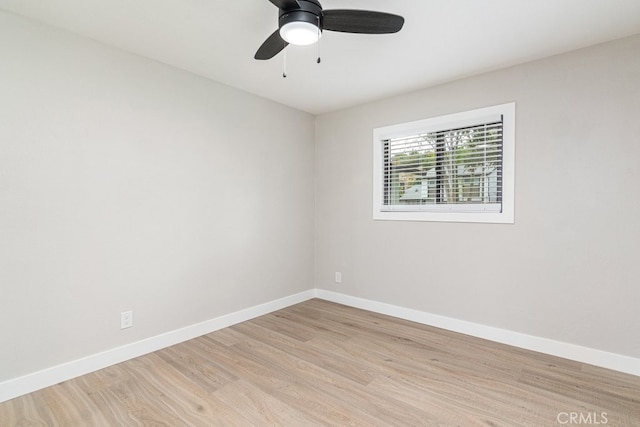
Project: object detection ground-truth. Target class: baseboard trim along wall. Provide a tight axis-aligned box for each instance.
[0,290,315,404]
[2,288,638,403]
[315,289,640,378]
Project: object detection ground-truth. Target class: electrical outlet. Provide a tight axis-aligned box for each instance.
[335,272,342,283]
[120,310,133,329]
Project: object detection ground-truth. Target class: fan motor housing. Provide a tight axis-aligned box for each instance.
[279,0,322,29]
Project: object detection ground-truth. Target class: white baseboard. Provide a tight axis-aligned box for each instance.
[315,289,640,377]
[0,290,315,404]
[2,288,638,404]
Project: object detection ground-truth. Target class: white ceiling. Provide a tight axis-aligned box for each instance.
[2,0,640,114]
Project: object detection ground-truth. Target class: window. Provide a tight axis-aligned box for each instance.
[373,103,515,223]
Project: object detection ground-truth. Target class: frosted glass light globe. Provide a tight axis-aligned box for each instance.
[279,21,321,45]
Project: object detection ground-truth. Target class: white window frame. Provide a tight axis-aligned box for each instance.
[373,103,515,224]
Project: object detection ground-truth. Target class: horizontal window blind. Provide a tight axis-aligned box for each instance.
[381,119,503,212]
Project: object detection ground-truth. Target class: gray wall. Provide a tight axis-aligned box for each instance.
[315,35,640,358]
[0,11,315,381]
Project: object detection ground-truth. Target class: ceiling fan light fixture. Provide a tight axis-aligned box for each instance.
[279,21,321,45]
[255,0,404,60]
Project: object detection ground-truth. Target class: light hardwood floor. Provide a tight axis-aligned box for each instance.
[2,299,639,426]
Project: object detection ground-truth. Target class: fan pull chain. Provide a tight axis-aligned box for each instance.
[283,44,287,78]
[317,16,321,64]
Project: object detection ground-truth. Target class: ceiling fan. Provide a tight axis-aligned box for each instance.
[255,0,404,60]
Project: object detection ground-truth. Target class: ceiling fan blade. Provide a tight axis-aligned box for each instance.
[255,29,288,60]
[268,0,300,10]
[322,10,404,34]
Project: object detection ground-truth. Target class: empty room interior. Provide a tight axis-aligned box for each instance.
[1,0,640,425]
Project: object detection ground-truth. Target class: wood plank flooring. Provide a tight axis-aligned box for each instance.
[1,298,639,425]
